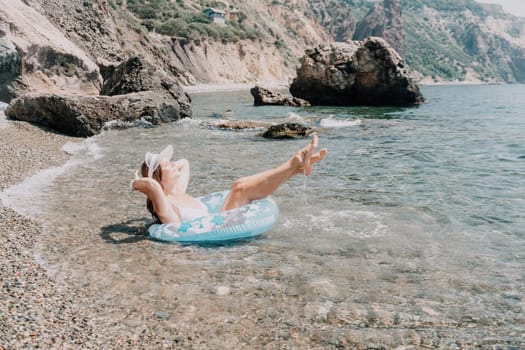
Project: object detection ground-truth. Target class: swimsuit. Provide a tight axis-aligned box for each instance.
[176,200,209,221]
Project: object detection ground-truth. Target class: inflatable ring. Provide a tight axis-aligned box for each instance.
[148,191,279,244]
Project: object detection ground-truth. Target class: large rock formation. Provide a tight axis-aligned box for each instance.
[100,56,183,97]
[5,91,190,137]
[0,0,193,134]
[0,30,21,102]
[353,0,405,57]
[250,86,310,107]
[0,0,101,102]
[99,55,192,119]
[6,56,192,137]
[289,37,424,107]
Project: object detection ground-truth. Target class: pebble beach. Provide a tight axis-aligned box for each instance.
[0,117,91,348]
[0,115,187,349]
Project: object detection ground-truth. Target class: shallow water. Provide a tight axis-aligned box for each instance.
[4,85,525,346]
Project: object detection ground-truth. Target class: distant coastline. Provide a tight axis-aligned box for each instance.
[183,82,289,93]
[182,79,508,94]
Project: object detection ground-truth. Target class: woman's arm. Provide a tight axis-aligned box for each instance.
[132,177,180,224]
[172,159,190,194]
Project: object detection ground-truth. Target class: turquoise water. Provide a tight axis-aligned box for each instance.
[5,84,525,346]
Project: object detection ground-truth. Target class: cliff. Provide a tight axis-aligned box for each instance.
[402,0,525,83]
[1,0,525,102]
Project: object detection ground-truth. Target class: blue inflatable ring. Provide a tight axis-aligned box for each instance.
[148,191,279,244]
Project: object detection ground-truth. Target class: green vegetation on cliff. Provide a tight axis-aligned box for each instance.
[401,0,525,82]
[109,0,525,83]
[114,0,261,41]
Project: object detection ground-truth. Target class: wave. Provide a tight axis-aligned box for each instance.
[0,159,82,217]
[320,117,362,128]
[63,137,103,160]
[1,138,103,217]
[286,112,307,123]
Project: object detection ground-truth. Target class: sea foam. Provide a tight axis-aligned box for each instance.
[0,159,82,217]
[62,137,103,160]
[320,117,362,128]
[1,138,103,217]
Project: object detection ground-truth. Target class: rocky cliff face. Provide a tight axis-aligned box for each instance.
[290,38,424,106]
[0,0,101,100]
[402,0,525,83]
[353,0,405,57]
[1,0,525,101]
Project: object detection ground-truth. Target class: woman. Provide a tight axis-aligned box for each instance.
[132,135,327,224]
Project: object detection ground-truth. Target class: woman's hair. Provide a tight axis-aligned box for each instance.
[141,161,162,223]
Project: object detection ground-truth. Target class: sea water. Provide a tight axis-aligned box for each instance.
[4,85,525,346]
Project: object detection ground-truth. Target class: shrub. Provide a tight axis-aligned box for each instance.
[158,18,188,36]
[125,0,263,42]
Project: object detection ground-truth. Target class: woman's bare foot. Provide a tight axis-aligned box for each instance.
[306,148,327,176]
[292,135,327,176]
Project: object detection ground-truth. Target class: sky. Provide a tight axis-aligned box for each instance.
[476,0,525,17]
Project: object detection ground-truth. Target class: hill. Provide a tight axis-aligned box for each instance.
[1,0,525,102]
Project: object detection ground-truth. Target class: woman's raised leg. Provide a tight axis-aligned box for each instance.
[221,135,327,211]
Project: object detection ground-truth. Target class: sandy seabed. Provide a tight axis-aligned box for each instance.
[2,105,521,349]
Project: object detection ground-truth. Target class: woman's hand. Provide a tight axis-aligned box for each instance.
[132,176,160,194]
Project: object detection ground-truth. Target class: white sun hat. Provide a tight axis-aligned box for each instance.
[142,145,174,178]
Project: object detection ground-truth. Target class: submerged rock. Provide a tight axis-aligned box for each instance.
[214,120,272,130]
[262,123,313,139]
[250,86,310,107]
[290,37,424,107]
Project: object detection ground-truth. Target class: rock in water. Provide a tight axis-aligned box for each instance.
[5,91,190,137]
[290,37,424,107]
[262,123,313,139]
[250,86,310,107]
[5,57,192,137]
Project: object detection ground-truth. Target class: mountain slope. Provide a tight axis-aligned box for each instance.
[2,0,525,99]
[401,0,525,83]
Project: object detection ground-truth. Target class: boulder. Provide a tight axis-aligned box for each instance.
[290,37,424,107]
[250,86,310,107]
[262,123,313,139]
[101,56,184,98]
[5,55,193,137]
[5,91,191,137]
[99,56,192,119]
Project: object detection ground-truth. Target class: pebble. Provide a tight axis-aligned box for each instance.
[216,286,230,296]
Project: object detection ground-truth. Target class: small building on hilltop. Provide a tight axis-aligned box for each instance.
[203,8,226,26]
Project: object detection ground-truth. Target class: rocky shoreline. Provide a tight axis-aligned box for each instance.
[0,116,185,348]
[0,117,96,347]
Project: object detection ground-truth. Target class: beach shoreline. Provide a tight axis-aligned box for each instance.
[182,81,289,94]
[0,117,97,347]
[2,84,522,349]
[0,116,172,348]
